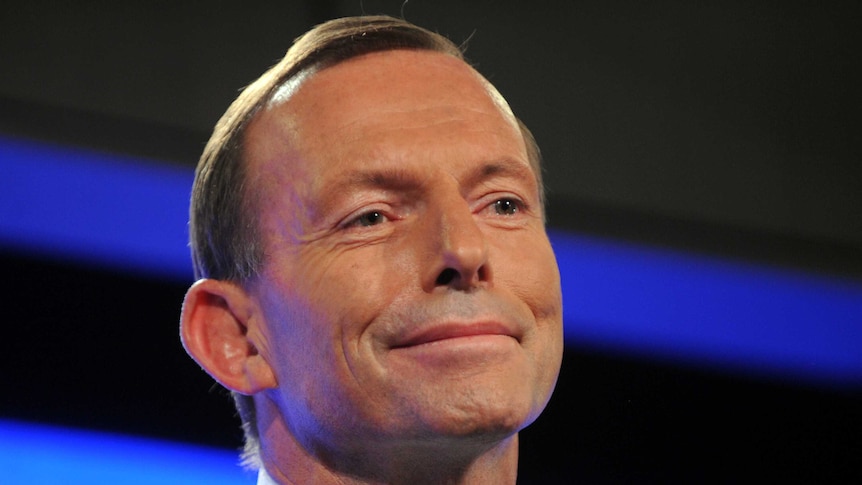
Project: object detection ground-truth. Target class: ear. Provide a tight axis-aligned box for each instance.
[180,278,277,395]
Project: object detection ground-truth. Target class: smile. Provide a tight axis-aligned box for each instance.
[393,321,520,348]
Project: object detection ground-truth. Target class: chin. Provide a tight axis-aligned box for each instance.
[413,383,540,442]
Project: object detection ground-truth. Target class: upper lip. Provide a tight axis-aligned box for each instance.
[393,320,520,348]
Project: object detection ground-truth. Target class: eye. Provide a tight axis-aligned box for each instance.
[492,198,521,216]
[347,210,388,228]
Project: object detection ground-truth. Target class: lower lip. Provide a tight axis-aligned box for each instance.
[389,334,519,368]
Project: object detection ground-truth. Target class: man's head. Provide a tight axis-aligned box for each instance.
[180,15,562,482]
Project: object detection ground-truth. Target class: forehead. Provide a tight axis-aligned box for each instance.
[289,49,513,113]
[250,50,519,147]
[243,49,527,202]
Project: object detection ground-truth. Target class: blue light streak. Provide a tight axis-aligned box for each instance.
[0,135,193,279]
[553,230,862,385]
[0,419,255,484]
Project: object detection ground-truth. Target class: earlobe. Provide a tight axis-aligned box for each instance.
[180,279,277,395]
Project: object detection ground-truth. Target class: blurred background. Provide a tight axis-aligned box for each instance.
[1,0,860,483]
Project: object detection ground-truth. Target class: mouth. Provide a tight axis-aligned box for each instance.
[393,321,520,349]
[385,320,523,371]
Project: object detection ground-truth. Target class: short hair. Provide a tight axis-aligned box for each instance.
[188,14,544,468]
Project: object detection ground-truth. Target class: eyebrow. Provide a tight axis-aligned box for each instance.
[334,166,425,193]
[315,158,535,216]
[332,158,533,193]
[461,158,536,192]
[310,166,422,220]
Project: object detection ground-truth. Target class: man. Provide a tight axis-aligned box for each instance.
[180,15,563,484]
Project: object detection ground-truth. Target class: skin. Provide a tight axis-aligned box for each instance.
[182,49,563,484]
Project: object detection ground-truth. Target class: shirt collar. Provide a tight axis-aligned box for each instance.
[256,466,280,485]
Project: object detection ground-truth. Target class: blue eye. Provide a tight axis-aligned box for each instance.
[493,198,520,215]
[353,210,386,227]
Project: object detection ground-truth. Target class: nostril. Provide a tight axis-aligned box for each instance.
[435,268,458,286]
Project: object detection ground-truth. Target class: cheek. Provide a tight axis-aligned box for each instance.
[494,233,562,319]
[262,246,416,423]
[290,243,412,340]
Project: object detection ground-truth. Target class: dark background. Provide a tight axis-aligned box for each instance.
[1,1,860,483]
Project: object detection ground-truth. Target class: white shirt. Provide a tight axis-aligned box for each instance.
[257,467,279,485]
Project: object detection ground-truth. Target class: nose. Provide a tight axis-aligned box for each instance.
[422,197,491,292]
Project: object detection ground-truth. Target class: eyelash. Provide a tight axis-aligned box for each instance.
[341,208,391,230]
[340,195,527,231]
[348,210,387,227]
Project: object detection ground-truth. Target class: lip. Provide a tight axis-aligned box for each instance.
[393,321,520,348]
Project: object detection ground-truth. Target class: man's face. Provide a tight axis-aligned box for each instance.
[243,50,563,457]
